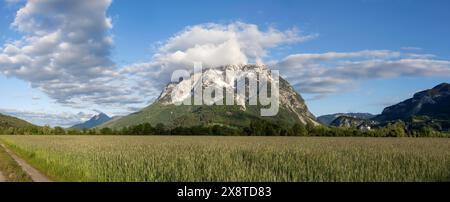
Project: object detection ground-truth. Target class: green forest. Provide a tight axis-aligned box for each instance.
[1,119,448,137]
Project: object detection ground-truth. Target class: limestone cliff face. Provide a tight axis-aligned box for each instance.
[156,64,318,125]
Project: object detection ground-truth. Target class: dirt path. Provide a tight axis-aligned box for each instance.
[0,144,52,182]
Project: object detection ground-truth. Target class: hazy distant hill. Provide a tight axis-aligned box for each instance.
[71,113,111,129]
[0,113,36,128]
[317,113,375,125]
[329,115,378,129]
[102,64,319,129]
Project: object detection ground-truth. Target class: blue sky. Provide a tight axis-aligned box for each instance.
[107,0,450,61]
[0,0,449,126]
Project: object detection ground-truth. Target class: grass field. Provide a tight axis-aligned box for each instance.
[0,135,448,182]
[0,144,32,182]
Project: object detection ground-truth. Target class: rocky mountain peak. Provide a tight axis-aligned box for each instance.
[377,83,450,121]
[71,112,112,129]
[103,64,319,129]
[157,64,273,105]
[155,64,318,125]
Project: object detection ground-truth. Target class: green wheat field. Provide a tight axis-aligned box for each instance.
[0,135,449,182]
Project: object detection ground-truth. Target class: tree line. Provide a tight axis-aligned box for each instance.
[0,119,447,137]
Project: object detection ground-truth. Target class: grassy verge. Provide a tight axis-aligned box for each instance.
[1,141,57,182]
[0,143,32,182]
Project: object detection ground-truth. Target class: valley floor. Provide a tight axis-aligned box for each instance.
[0,135,448,182]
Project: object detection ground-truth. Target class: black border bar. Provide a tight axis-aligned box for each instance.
[0,182,448,201]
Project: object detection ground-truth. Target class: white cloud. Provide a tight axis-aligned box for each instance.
[274,50,450,97]
[0,0,142,109]
[0,0,315,112]
[121,22,316,99]
[159,22,316,64]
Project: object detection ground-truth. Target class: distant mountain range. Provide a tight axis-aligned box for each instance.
[320,83,450,131]
[71,113,111,129]
[0,113,35,129]
[101,65,319,129]
[2,73,448,133]
[317,113,375,125]
[101,65,449,131]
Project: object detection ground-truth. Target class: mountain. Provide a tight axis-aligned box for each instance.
[317,113,375,125]
[374,83,450,122]
[71,113,112,129]
[0,113,36,129]
[97,116,122,128]
[102,64,319,129]
[330,116,376,129]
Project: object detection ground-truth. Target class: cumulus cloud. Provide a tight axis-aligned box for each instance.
[121,22,316,98]
[0,0,315,112]
[274,50,450,97]
[0,108,93,127]
[0,0,140,109]
[159,22,316,64]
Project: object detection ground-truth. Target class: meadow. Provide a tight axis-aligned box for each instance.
[0,135,448,182]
